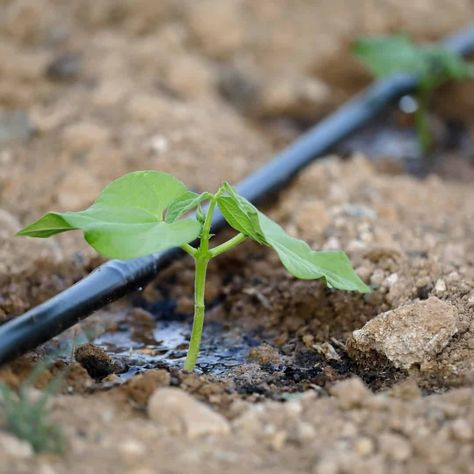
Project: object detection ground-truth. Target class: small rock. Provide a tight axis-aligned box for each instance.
[385,273,399,287]
[147,134,169,156]
[348,297,458,370]
[186,0,245,59]
[122,369,170,408]
[248,344,280,365]
[312,342,340,361]
[293,422,316,442]
[0,432,33,459]
[378,432,412,461]
[354,436,375,457]
[118,439,146,458]
[450,419,473,441]
[269,430,287,451]
[434,278,447,294]
[330,377,371,409]
[147,388,230,438]
[370,269,385,287]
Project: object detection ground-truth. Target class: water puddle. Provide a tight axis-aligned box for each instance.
[93,317,262,380]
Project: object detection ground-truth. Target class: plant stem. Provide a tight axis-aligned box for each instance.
[181,242,197,257]
[209,232,246,258]
[183,190,220,371]
[183,255,208,371]
[183,188,246,371]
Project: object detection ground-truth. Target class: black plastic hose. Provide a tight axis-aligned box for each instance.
[1,25,474,365]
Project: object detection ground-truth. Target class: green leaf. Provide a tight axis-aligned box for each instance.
[353,35,425,78]
[258,213,370,293]
[353,34,472,88]
[18,171,202,259]
[165,191,213,223]
[216,182,267,244]
[420,44,473,87]
[218,184,369,292]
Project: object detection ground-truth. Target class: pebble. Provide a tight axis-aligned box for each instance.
[384,273,399,287]
[118,439,146,458]
[378,432,412,461]
[354,436,375,457]
[0,432,33,459]
[147,388,230,439]
[330,377,371,410]
[450,419,473,441]
[349,297,458,370]
[434,278,447,294]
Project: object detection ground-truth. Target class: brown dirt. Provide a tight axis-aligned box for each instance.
[1,1,474,473]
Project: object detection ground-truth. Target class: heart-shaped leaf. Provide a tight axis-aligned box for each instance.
[258,213,370,292]
[17,171,202,259]
[217,183,369,292]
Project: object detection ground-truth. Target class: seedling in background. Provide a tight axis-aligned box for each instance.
[0,361,64,453]
[18,171,369,371]
[353,34,473,154]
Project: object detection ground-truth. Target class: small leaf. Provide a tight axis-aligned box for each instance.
[18,171,202,259]
[258,213,370,293]
[353,35,424,78]
[353,34,472,89]
[166,191,213,223]
[420,44,473,87]
[218,184,369,293]
[217,182,267,244]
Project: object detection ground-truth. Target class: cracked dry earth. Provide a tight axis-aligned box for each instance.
[1,1,474,473]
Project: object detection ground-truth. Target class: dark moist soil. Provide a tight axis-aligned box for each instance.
[1,1,474,473]
[75,242,403,398]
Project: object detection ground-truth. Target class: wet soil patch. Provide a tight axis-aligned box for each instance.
[84,277,401,398]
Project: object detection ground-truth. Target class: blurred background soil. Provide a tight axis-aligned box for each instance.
[0,1,473,473]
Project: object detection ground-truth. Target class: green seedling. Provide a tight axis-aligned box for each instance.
[353,34,473,154]
[0,361,64,453]
[18,171,369,371]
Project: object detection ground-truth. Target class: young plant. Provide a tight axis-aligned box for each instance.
[0,361,64,453]
[353,34,473,154]
[18,171,369,371]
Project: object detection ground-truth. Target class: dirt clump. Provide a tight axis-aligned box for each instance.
[121,368,171,409]
[74,343,125,380]
[348,296,459,370]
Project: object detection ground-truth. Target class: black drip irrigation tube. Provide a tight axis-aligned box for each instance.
[1,25,474,366]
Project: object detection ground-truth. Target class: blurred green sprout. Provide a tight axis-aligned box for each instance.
[353,34,473,154]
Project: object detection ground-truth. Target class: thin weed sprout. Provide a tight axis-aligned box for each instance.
[0,358,65,453]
